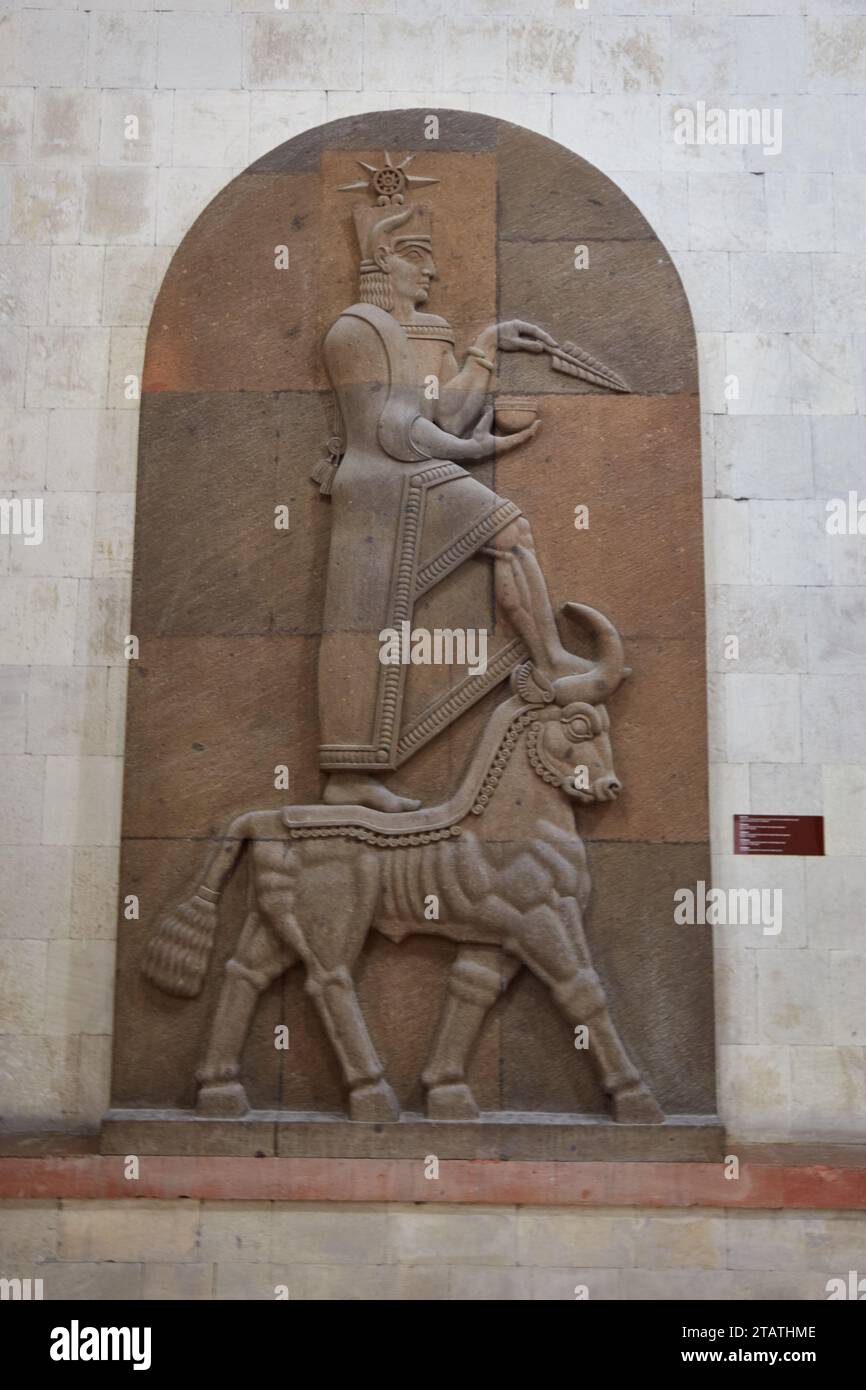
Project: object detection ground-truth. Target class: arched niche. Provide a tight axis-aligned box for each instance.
[107,110,715,1154]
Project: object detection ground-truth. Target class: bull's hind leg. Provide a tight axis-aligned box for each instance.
[423,947,520,1120]
[303,956,400,1121]
[510,899,663,1124]
[269,844,400,1123]
[196,910,295,1117]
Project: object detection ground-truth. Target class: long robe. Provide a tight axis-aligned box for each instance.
[317,302,524,772]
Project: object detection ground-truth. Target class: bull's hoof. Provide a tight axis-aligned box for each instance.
[349,1079,400,1122]
[196,1081,250,1117]
[426,1082,480,1121]
[611,1082,664,1125]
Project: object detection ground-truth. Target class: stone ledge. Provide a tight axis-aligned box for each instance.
[1,1153,865,1209]
[99,1111,725,1163]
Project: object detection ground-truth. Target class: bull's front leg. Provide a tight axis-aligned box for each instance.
[551,899,664,1124]
[503,887,663,1125]
[196,910,295,1117]
[422,946,520,1120]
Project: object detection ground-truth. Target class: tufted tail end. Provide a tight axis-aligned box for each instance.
[140,891,219,999]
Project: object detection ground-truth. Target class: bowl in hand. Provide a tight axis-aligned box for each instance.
[494,396,538,434]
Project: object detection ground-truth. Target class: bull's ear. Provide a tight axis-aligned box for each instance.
[512,660,554,706]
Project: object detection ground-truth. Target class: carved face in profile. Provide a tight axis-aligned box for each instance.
[531,702,623,804]
[374,241,437,306]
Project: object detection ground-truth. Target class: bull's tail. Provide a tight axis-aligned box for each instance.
[140,888,221,999]
[140,815,255,999]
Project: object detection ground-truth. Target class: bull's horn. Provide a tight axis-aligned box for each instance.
[373,206,413,244]
[556,602,627,704]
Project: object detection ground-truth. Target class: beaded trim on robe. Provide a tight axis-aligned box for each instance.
[399,322,456,345]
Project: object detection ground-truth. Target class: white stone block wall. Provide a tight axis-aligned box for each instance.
[1,0,865,1144]
[2,1199,866,1301]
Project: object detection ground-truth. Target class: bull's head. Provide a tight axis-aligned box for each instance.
[516,603,629,804]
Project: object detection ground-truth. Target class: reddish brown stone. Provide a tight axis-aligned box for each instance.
[122,636,319,840]
[496,393,705,643]
[497,122,655,244]
[133,392,333,639]
[497,240,697,398]
[143,173,325,395]
[3,1154,866,1209]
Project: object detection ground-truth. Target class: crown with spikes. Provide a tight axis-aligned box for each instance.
[339,151,439,269]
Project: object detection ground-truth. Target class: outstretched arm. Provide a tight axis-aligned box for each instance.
[436,320,558,436]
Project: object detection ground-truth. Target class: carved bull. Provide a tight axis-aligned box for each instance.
[142,604,663,1126]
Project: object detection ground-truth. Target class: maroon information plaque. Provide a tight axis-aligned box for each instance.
[734,815,825,856]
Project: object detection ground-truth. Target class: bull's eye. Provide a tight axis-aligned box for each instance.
[566,716,592,740]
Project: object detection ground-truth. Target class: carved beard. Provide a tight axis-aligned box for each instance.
[359,270,393,312]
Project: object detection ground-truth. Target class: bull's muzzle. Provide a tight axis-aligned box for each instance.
[593,774,622,802]
[566,774,622,803]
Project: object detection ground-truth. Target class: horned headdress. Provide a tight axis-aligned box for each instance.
[339,151,439,272]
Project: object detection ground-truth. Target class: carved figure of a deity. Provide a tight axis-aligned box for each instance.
[315,153,624,812]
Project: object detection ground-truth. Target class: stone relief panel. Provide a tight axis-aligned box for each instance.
[103,111,716,1159]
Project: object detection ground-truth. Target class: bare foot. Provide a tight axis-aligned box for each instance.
[323,773,421,813]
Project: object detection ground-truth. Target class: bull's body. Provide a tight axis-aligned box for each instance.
[144,679,663,1125]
